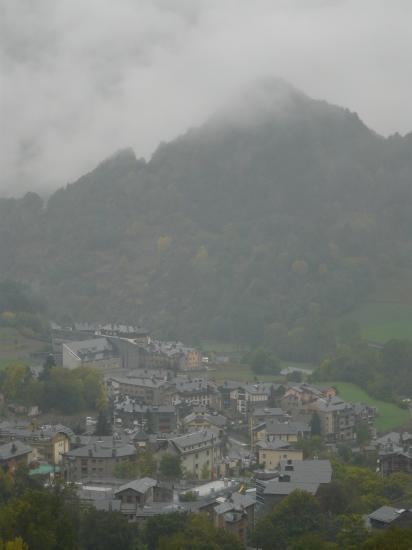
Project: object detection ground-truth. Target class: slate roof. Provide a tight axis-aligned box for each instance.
[110,376,168,389]
[170,430,216,452]
[256,440,294,451]
[0,423,74,442]
[183,412,226,428]
[115,477,157,495]
[279,459,332,484]
[265,421,310,436]
[252,408,285,417]
[263,480,319,495]
[368,506,409,524]
[64,338,113,360]
[114,397,175,414]
[174,379,218,395]
[0,440,32,461]
[64,443,136,459]
[314,396,353,412]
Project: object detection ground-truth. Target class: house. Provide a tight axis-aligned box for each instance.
[110,338,202,371]
[107,376,172,405]
[113,396,177,433]
[251,420,310,450]
[378,447,412,477]
[172,378,220,409]
[0,423,73,465]
[281,383,336,412]
[182,411,227,437]
[230,383,281,416]
[167,430,221,479]
[256,459,332,512]
[0,441,32,472]
[97,324,149,342]
[353,402,377,425]
[368,506,412,530]
[114,477,173,519]
[62,441,136,481]
[256,441,303,470]
[62,338,120,370]
[311,396,355,442]
[213,492,256,544]
[249,406,288,446]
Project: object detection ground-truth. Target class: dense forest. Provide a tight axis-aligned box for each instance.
[1,80,412,357]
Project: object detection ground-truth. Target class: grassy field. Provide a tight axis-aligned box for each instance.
[343,302,412,343]
[321,381,410,432]
[200,341,248,354]
[205,361,312,383]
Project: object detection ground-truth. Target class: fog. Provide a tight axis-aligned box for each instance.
[1,0,412,196]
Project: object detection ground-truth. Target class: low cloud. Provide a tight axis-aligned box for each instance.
[1,0,411,196]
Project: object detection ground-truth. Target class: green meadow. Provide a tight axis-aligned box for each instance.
[323,381,410,432]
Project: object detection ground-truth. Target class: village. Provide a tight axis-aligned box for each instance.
[1,322,412,546]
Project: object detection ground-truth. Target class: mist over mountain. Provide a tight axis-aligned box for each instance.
[1,81,412,358]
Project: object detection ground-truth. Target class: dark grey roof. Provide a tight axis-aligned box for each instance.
[368,506,409,524]
[110,376,168,389]
[0,423,74,442]
[265,421,310,436]
[256,440,293,451]
[65,443,136,459]
[115,477,157,495]
[264,480,319,495]
[170,430,216,452]
[114,397,175,414]
[174,379,218,395]
[0,440,32,460]
[183,412,226,428]
[252,408,285,417]
[63,337,115,361]
[314,396,353,412]
[279,459,332,484]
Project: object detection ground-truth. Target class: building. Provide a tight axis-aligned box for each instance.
[62,441,136,481]
[109,337,201,371]
[256,459,332,512]
[107,376,172,405]
[0,423,73,465]
[97,324,149,342]
[167,430,221,479]
[251,420,310,451]
[250,407,287,427]
[311,396,355,442]
[368,506,412,530]
[182,411,227,438]
[114,396,177,433]
[256,441,303,470]
[114,477,173,519]
[281,383,336,412]
[62,338,120,370]
[0,441,32,471]
[230,383,280,416]
[172,378,220,409]
[213,492,256,545]
[379,447,412,477]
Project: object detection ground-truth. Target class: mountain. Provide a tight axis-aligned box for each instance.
[1,80,412,359]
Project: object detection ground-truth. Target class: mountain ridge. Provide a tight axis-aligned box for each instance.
[1,82,412,359]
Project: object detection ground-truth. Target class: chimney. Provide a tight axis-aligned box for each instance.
[88,448,93,457]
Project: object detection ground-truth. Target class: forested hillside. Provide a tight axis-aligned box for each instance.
[1,80,412,359]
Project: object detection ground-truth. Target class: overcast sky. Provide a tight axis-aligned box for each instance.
[1,0,412,197]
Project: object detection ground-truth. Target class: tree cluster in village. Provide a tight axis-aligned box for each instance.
[0,362,106,414]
